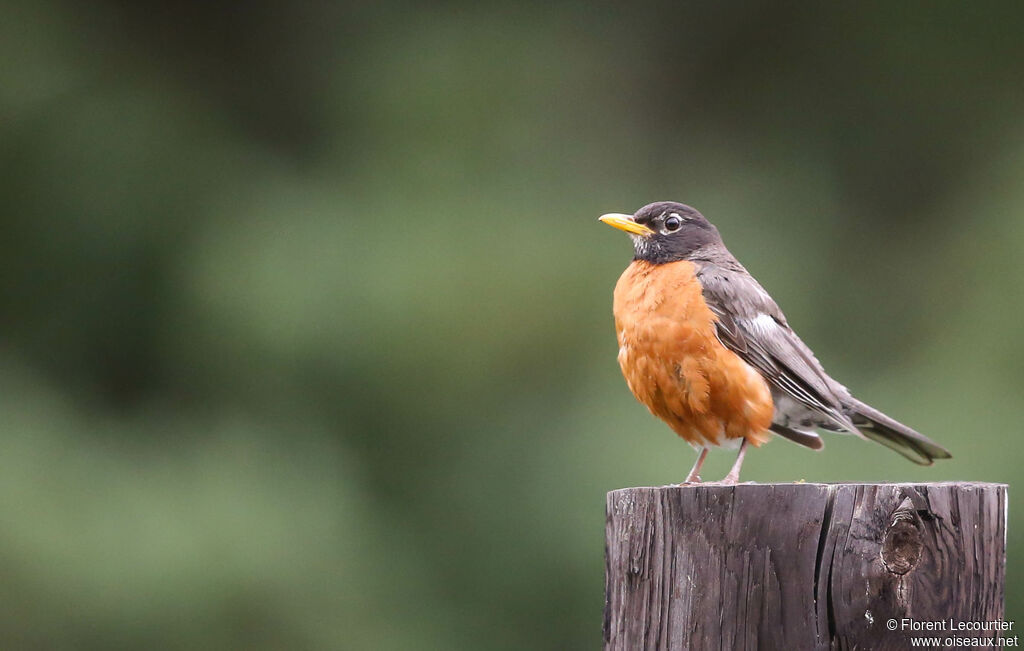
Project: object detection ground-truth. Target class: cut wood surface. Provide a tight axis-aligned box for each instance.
[604,482,1007,650]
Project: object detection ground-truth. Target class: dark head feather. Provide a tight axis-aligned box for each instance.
[629,202,723,264]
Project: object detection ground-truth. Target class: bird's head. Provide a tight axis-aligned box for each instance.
[599,201,722,263]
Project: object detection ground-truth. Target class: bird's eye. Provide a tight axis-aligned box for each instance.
[664,215,682,232]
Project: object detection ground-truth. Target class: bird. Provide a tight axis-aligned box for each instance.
[599,201,951,484]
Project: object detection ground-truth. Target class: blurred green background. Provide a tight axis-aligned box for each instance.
[2,1,1022,648]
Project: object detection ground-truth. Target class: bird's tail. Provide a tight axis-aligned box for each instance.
[845,398,952,465]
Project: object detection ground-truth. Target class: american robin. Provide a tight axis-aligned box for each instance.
[599,201,951,484]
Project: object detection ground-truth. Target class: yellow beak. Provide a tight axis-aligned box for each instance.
[598,213,654,236]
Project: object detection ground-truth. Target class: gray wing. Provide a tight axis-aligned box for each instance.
[695,262,862,437]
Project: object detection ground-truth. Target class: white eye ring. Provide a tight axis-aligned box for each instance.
[663,213,684,232]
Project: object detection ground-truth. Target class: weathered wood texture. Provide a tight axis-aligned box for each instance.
[605,483,1006,650]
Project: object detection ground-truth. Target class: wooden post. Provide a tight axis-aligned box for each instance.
[604,483,1007,650]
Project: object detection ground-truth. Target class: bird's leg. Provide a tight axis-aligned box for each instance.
[721,439,749,485]
[682,448,709,484]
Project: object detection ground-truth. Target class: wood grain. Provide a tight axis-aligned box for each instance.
[604,483,1006,650]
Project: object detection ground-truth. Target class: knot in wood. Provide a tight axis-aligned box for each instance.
[881,497,924,575]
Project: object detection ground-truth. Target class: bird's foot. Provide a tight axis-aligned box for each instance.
[680,448,709,486]
[719,472,740,486]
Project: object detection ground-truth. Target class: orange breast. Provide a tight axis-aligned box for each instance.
[613,259,774,448]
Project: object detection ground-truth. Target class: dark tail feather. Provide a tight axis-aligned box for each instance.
[846,398,952,465]
[769,423,824,450]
